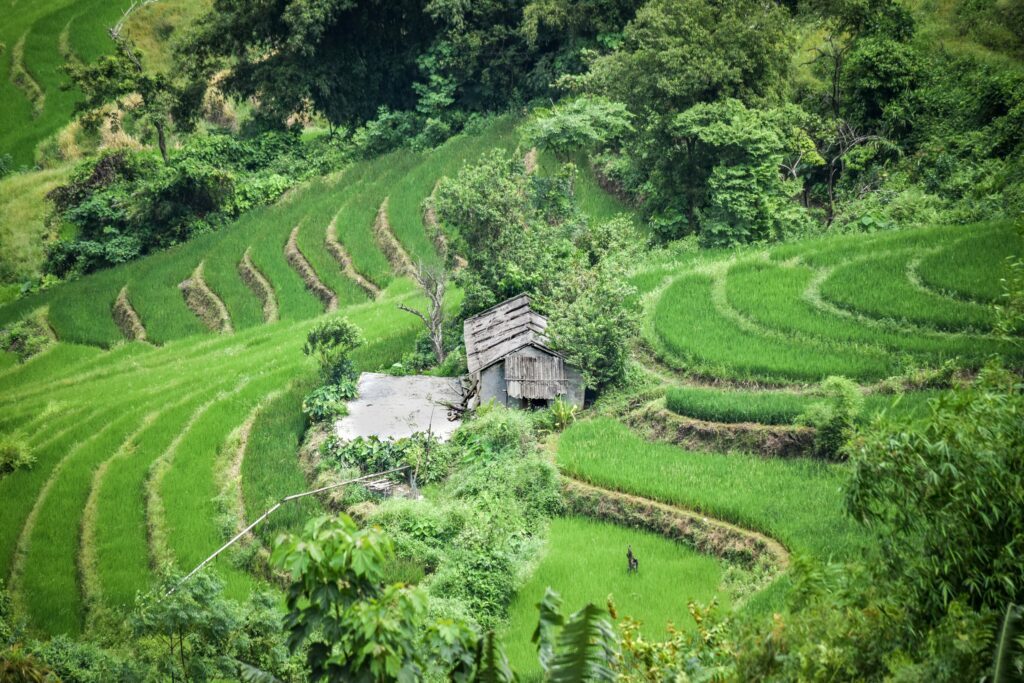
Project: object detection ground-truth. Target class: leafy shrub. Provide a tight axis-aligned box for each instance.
[42,132,349,278]
[132,570,294,681]
[301,382,354,423]
[318,432,457,487]
[303,317,363,384]
[535,398,578,433]
[368,411,561,630]
[0,312,52,362]
[319,436,409,476]
[547,260,641,391]
[351,107,422,158]
[733,559,996,682]
[521,96,634,161]
[431,346,467,377]
[798,376,864,459]
[847,362,1024,620]
[270,515,487,682]
[402,434,459,485]
[29,635,141,683]
[451,403,537,462]
[0,436,34,477]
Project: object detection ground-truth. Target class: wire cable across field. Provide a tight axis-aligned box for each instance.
[170,465,410,593]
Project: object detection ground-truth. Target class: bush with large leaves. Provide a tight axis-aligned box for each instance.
[846,362,1024,622]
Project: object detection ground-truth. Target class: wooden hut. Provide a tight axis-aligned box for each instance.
[464,294,585,409]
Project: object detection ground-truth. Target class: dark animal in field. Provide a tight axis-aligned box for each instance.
[627,545,638,575]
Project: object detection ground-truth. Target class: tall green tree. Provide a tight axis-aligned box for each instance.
[179,0,434,130]
[521,96,633,161]
[67,31,201,163]
[576,0,793,117]
[433,150,579,316]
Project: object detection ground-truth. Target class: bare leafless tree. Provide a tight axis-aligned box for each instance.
[398,261,447,364]
[807,33,851,122]
[822,121,881,221]
[805,32,884,222]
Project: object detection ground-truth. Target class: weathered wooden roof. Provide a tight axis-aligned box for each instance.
[464,294,558,374]
[506,352,568,400]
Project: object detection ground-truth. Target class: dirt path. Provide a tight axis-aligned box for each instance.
[112,287,147,342]
[373,198,414,276]
[238,248,279,322]
[179,262,233,333]
[422,181,467,270]
[625,398,815,459]
[325,218,381,299]
[285,225,339,312]
[523,147,538,174]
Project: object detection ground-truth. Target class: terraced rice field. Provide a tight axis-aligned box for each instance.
[0,299,429,636]
[664,385,940,425]
[0,121,533,636]
[558,419,867,561]
[0,117,518,346]
[2,110,1018,658]
[0,0,135,166]
[647,221,1023,384]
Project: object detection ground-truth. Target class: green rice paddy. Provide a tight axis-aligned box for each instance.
[664,385,941,425]
[557,419,867,561]
[503,516,729,678]
[648,222,1023,383]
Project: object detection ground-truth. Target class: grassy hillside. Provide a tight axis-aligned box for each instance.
[0,165,71,283]
[0,120,531,636]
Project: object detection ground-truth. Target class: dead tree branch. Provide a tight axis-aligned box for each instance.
[398,261,448,364]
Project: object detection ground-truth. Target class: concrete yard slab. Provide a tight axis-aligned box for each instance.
[335,372,463,442]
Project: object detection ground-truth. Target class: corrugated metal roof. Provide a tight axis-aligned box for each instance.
[464,294,560,374]
[505,353,568,400]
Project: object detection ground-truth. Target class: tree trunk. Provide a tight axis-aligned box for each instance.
[156,120,169,164]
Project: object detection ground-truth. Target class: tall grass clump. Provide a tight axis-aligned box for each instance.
[0,167,72,283]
